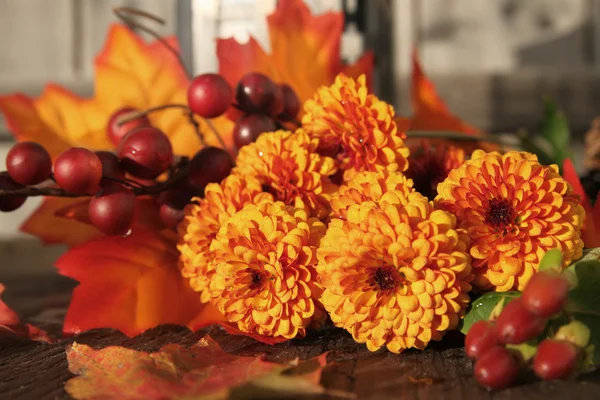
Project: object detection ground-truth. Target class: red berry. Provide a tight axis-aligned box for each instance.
[106,107,151,146]
[188,147,234,190]
[95,151,125,179]
[54,148,103,194]
[0,172,26,212]
[267,84,284,117]
[236,72,277,113]
[6,142,52,185]
[233,114,277,149]
[465,321,500,360]
[474,347,519,390]
[88,181,136,235]
[496,298,547,344]
[117,127,173,179]
[278,84,300,121]
[187,73,233,118]
[533,339,579,380]
[522,271,570,317]
[159,204,185,230]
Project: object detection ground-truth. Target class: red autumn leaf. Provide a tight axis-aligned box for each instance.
[65,336,331,400]
[54,229,285,344]
[217,0,373,108]
[409,50,480,136]
[563,158,600,248]
[0,283,52,342]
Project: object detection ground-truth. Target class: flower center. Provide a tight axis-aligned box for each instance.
[485,198,514,228]
[249,269,265,289]
[405,152,447,200]
[369,266,401,292]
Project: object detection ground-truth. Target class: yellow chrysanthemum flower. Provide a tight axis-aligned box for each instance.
[435,150,585,292]
[330,170,414,219]
[302,74,409,182]
[208,199,326,339]
[405,140,465,200]
[233,129,337,220]
[178,174,272,302]
[317,193,472,354]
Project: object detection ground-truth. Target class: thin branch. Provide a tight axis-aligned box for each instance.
[117,104,190,126]
[0,158,189,198]
[113,7,191,79]
[187,112,207,147]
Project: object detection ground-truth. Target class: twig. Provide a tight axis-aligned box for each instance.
[187,112,207,147]
[117,104,190,126]
[0,158,189,198]
[113,7,191,79]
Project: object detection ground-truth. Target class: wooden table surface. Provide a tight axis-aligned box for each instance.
[1,240,600,400]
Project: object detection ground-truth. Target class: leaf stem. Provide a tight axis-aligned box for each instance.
[113,7,191,79]
[117,104,190,126]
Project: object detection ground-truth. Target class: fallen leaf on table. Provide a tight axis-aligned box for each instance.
[65,336,342,400]
[0,283,52,343]
[217,0,373,109]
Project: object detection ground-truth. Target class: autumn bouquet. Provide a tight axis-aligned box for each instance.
[1,0,599,393]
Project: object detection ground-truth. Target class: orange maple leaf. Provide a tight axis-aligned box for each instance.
[54,229,285,343]
[65,336,329,400]
[0,283,52,342]
[217,0,373,108]
[563,159,600,248]
[0,24,233,246]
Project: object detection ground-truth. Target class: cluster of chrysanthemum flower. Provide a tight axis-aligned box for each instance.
[178,73,586,354]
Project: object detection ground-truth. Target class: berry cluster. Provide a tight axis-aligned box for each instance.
[0,71,301,237]
[466,270,587,390]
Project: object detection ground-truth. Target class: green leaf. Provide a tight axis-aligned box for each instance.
[517,131,555,166]
[564,260,600,364]
[539,98,572,168]
[461,292,520,334]
[539,249,563,272]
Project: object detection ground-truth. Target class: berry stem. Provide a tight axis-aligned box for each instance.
[117,104,190,126]
[0,158,189,198]
[113,7,191,79]
[186,112,207,147]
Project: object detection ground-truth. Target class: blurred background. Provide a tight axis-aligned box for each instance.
[1,0,599,239]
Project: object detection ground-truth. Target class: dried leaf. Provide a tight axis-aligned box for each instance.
[65,336,336,400]
[217,0,373,108]
[0,283,52,342]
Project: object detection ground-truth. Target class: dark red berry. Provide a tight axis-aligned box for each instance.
[0,172,26,212]
[474,346,519,390]
[267,84,284,117]
[533,339,579,380]
[54,148,102,194]
[6,142,52,185]
[188,147,234,190]
[278,84,300,121]
[496,298,547,344]
[117,126,173,179]
[236,72,277,113]
[95,151,125,179]
[159,203,185,230]
[522,271,570,318]
[187,73,233,118]
[106,107,151,146]
[88,181,136,235]
[233,114,276,149]
[157,184,197,230]
[465,320,500,360]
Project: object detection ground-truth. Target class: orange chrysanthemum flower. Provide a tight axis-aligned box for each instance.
[233,129,337,219]
[330,170,414,219]
[317,194,472,353]
[435,150,585,292]
[302,74,409,182]
[208,199,326,339]
[178,174,272,302]
[405,140,465,200]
